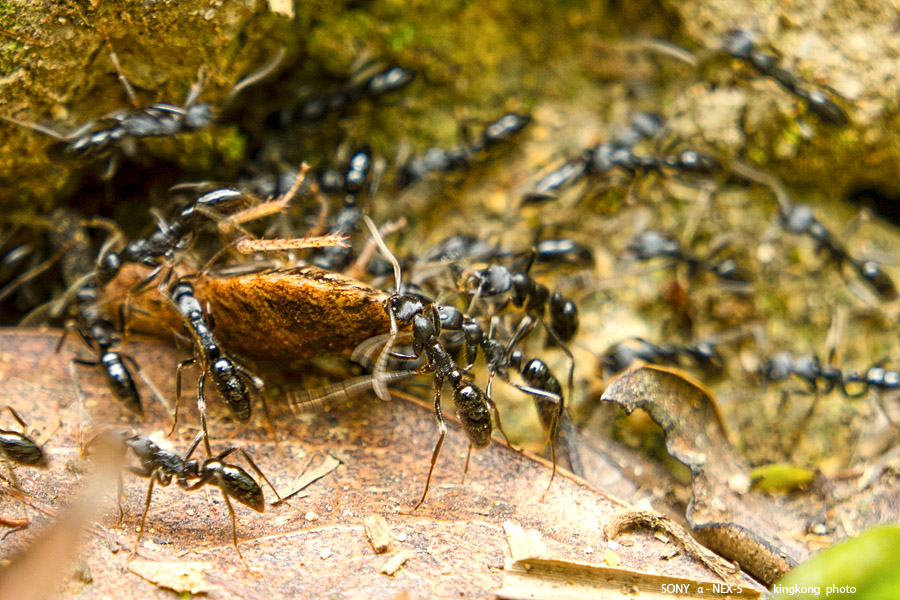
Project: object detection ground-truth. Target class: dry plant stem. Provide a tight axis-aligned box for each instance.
[235,232,349,253]
[605,508,739,582]
[218,162,311,235]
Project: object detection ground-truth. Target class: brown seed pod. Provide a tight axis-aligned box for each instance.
[105,264,391,360]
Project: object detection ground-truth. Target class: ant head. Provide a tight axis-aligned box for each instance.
[95,250,122,285]
[722,28,755,59]
[857,260,898,300]
[184,104,214,130]
[388,295,423,323]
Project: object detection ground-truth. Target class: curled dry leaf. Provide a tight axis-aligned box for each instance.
[601,366,808,585]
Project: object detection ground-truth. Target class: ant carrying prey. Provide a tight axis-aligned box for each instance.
[363,216,504,510]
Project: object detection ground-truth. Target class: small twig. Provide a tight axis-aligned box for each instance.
[235,232,349,254]
[604,508,739,582]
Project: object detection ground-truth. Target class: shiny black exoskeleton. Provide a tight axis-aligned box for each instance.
[65,102,213,158]
[99,187,250,289]
[48,208,143,415]
[779,203,897,300]
[312,146,373,271]
[0,407,48,470]
[588,143,721,179]
[844,365,900,399]
[626,230,748,284]
[533,239,594,267]
[523,111,718,203]
[509,351,563,432]
[722,28,849,127]
[170,280,262,436]
[385,294,495,509]
[124,433,267,559]
[757,351,846,395]
[460,263,579,344]
[300,65,415,122]
[600,337,725,377]
[0,406,48,530]
[396,112,531,189]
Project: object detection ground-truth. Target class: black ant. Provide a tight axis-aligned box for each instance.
[756,351,850,403]
[299,65,415,122]
[418,234,502,264]
[396,112,531,189]
[169,279,264,439]
[122,432,280,560]
[599,337,725,378]
[311,146,375,271]
[722,28,849,127]
[0,406,48,532]
[779,203,897,301]
[523,111,718,203]
[45,208,151,417]
[100,187,253,290]
[588,142,721,179]
[2,44,285,179]
[437,296,571,493]
[529,239,595,268]
[626,229,749,284]
[456,258,580,345]
[363,216,502,510]
[2,56,211,179]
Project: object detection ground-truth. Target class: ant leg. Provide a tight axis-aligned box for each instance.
[122,264,165,338]
[122,354,173,421]
[412,381,446,511]
[238,448,284,504]
[0,239,75,304]
[130,470,161,560]
[169,358,197,437]
[197,373,212,456]
[115,471,125,526]
[219,490,247,564]
[54,320,78,354]
[4,406,29,431]
[506,315,537,352]
[541,411,558,502]
[0,454,29,523]
[102,32,139,108]
[68,360,97,452]
[484,377,513,448]
[182,431,206,462]
[461,444,473,484]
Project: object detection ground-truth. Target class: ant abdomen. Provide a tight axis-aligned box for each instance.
[453,383,492,449]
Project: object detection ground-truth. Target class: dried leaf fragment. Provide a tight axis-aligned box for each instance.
[364,515,393,554]
[380,550,416,575]
[127,560,221,594]
[503,521,548,561]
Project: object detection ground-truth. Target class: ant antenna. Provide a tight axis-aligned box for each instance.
[363,215,401,401]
